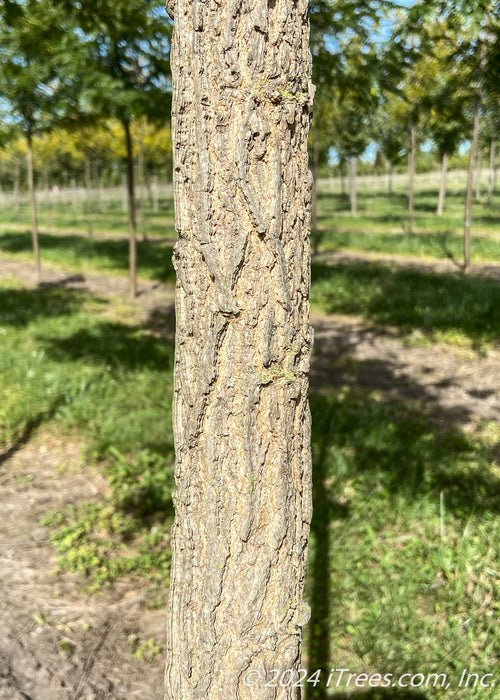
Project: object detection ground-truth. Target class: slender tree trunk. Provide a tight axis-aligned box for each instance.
[348,156,357,215]
[464,104,480,273]
[387,165,394,195]
[152,175,159,213]
[138,119,148,241]
[14,160,20,219]
[340,157,346,196]
[123,118,137,298]
[84,158,93,237]
[311,117,320,254]
[165,0,314,697]
[26,130,40,282]
[487,139,496,205]
[121,173,128,214]
[71,177,77,213]
[437,152,448,216]
[475,137,482,202]
[407,124,417,234]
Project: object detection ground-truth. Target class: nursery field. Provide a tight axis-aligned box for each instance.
[0,179,499,698]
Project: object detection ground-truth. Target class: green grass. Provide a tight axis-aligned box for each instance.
[315,187,500,241]
[1,182,499,283]
[0,280,175,602]
[1,179,499,689]
[0,196,176,239]
[1,276,498,695]
[311,260,500,351]
[306,388,500,699]
[317,229,500,263]
[0,230,176,283]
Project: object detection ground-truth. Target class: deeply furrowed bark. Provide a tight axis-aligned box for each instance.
[165,1,314,698]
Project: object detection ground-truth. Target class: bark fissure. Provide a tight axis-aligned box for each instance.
[166,0,314,697]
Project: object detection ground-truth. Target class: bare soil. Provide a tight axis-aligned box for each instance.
[0,255,499,698]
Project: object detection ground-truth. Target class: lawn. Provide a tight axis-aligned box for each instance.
[0,193,176,239]
[0,278,175,605]
[0,177,499,697]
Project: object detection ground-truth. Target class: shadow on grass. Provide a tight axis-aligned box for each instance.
[35,305,177,527]
[0,399,65,467]
[306,330,499,697]
[0,282,176,531]
[0,231,176,283]
[0,285,86,327]
[311,260,500,350]
[39,316,175,372]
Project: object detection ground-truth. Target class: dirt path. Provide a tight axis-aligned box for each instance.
[0,255,499,698]
[311,312,500,431]
[0,431,165,700]
[315,249,500,280]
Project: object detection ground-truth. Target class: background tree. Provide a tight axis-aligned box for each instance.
[54,0,171,295]
[165,0,314,696]
[0,0,65,280]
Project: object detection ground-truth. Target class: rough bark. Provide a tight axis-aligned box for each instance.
[26,130,40,282]
[165,0,314,698]
[437,152,448,216]
[464,104,480,273]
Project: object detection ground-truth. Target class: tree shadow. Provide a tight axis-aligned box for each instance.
[39,317,175,372]
[34,305,177,529]
[311,260,500,351]
[0,399,65,467]
[434,231,462,270]
[144,303,176,343]
[305,320,500,698]
[0,285,86,327]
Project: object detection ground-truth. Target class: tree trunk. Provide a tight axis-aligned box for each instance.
[437,152,448,216]
[165,0,314,698]
[387,165,394,195]
[464,104,480,273]
[340,157,346,196]
[487,139,496,205]
[14,160,21,219]
[152,175,159,213]
[138,118,148,241]
[26,130,40,282]
[123,118,137,298]
[348,156,357,215]
[475,136,482,202]
[407,124,416,234]
[121,173,128,213]
[84,157,93,237]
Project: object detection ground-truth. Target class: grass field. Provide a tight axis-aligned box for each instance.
[315,184,500,241]
[0,192,176,239]
[0,279,175,605]
[1,178,499,697]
